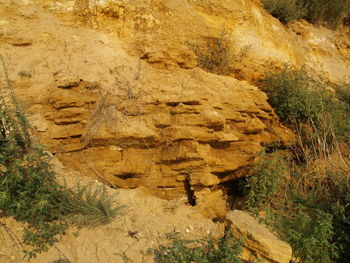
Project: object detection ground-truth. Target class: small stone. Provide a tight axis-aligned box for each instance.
[18,71,32,78]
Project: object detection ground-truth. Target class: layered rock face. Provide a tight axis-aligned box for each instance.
[1,0,349,216]
[39,68,291,218]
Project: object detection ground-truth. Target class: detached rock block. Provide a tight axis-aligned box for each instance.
[226,210,292,263]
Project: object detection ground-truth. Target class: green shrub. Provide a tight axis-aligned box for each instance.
[330,194,350,263]
[335,84,350,107]
[263,66,322,123]
[259,67,350,262]
[0,118,65,258]
[274,209,338,263]
[262,0,350,28]
[287,169,350,263]
[242,152,350,262]
[264,66,350,160]
[302,0,350,28]
[240,65,350,263]
[261,0,306,24]
[244,152,287,212]
[152,231,243,263]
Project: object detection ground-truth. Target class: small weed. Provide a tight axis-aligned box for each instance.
[152,230,243,263]
[188,28,249,76]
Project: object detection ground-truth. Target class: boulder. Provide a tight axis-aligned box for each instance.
[226,210,293,263]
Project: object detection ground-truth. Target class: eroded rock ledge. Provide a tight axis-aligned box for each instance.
[31,68,293,217]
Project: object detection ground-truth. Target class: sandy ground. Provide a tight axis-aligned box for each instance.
[0,158,224,263]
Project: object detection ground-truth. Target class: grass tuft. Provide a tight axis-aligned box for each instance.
[60,183,124,227]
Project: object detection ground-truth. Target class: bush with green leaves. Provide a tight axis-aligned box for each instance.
[263,66,350,161]
[302,0,350,28]
[263,66,322,124]
[262,0,350,28]
[255,67,350,261]
[277,169,350,263]
[244,152,287,213]
[242,151,350,262]
[273,208,338,263]
[261,0,306,24]
[152,231,243,263]
[335,84,350,107]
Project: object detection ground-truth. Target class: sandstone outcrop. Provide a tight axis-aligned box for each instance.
[37,66,292,219]
[227,210,293,263]
[1,0,349,217]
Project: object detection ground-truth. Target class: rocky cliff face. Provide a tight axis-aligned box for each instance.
[1,0,349,217]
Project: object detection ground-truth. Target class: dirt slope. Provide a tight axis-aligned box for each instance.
[0,158,224,263]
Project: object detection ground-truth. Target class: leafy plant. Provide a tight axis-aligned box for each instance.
[273,209,338,263]
[285,168,350,263]
[263,66,350,161]
[242,152,350,262]
[152,231,243,263]
[263,66,322,124]
[302,0,350,29]
[0,55,66,258]
[244,152,287,212]
[335,84,350,107]
[254,66,350,262]
[262,0,350,28]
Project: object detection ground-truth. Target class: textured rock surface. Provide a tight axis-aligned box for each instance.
[227,210,293,263]
[1,0,349,217]
[0,0,294,216]
[79,0,350,83]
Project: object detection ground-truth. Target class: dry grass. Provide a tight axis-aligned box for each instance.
[188,28,250,76]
